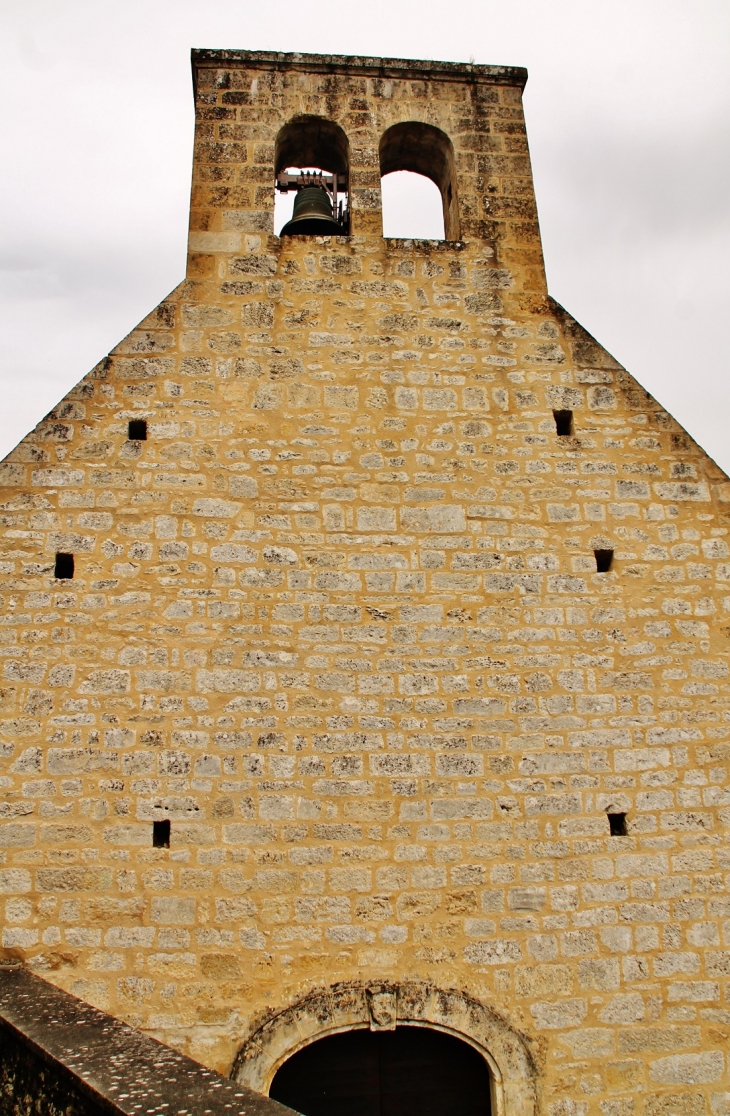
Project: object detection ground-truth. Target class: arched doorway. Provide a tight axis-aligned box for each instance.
[232,981,538,1116]
[269,1025,491,1116]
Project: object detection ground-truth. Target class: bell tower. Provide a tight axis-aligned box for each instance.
[187,50,545,290]
[1,48,729,1116]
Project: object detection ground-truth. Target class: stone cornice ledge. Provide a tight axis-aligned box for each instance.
[191,48,528,88]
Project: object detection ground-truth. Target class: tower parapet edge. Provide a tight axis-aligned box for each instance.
[0,47,729,1116]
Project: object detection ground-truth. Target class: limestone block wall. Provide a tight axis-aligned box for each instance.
[1,49,730,1116]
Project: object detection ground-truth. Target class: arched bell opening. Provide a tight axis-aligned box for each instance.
[381,170,446,240]
[379,122,460,241]
[269,1024,492,1116]
[274,115,350,236]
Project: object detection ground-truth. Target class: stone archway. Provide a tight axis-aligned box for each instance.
[231,981,539,1116]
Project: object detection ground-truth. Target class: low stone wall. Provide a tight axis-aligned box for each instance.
[0,967,295,1116]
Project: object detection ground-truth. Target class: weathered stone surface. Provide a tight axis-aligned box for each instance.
[0,45,729,1114]
[0,967,293,1116]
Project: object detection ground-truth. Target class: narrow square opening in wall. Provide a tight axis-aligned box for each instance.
[553,409,573,436]
[54,553,74,579]
[595,548,614,573]
[153,819,170,848]
[608,812,627,836]
[128,419,147,441]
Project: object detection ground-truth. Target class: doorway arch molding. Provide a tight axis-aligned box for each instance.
[231,980,539,1116]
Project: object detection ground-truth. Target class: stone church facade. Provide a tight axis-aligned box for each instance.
[1,48,730,1115]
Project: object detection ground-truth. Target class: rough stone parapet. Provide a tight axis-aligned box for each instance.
[0,966,294,1116]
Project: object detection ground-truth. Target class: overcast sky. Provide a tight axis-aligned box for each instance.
[1,1,728,471]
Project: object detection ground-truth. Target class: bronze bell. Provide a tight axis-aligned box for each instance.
[280,185,341,236]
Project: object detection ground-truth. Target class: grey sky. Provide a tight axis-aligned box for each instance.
[1,1,728,469]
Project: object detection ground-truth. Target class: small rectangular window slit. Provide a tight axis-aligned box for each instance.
[152,819,170,848]
[595,548,614,573]
[553,409,573,436]
[128,419,147,441]
[54,553,74,579]
[608,812,627,836]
